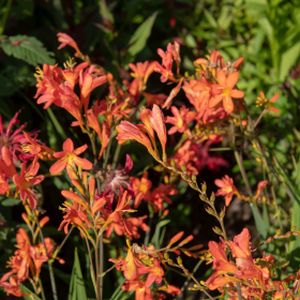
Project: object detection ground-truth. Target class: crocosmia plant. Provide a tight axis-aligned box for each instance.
[0,27,299,300]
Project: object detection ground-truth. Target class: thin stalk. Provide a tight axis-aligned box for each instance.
[253,109,266,129]
[112,143,121,168]
[50,226,74,263]
[103,135,114,168]
[236,282,243,300]
[234,150,253,196]
[178,260,202,299]
[99,235,104,300]
[38,278,46,300]
[37,221,58,300]
[85,237,98,298]
[0,0,12,34]
[48,263,58,300]
[47,108,67,139]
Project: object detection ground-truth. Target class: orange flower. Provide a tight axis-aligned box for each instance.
[165,106,195,135]
[215,175,238,206]
[206,228,271,298]
[210,70,244,113]
[256,91,280,113]
[131,173,152,207]
[79,65,107,111]
[155,41,180,82]
[144,183,177,212]
[128,61,155,96]
[57,32,83,57]
[254,180,268,200]
[86,109,110,159]
[50,138,93,177]
[22,132,54,160]
[111,243,165,300]
[13,159,44,208]
[116,105,167,161]
[0,228,56,297]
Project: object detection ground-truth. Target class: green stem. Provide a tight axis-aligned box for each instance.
[48,262,58,300]
[85,237,98,298]
[47,108,67,139]
[234,150,253,196]
[50,226,74,263]
[0,0,12,35]
[38,278,46,300]
[37,221,58,300]
[99,235,104,300]
[112,143,121,168]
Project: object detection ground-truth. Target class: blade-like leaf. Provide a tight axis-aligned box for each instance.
[250,203,269,238]
[151,219,170,248]
[279,42,300,81]
[21,285,42,300]
[128,12,158,56]
[1,198,21,207]
[68,248,88,300]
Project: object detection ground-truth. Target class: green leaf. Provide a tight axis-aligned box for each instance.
[99,0,114,24]
[279,42,300,81]
[128,12,158,56]
[150,219,170,248]
[289,201,300,260]
[0,35,55,66]
[21,285,42,300]
[250,203,269,238]
[68,248,88,300]
[1,198,21,207]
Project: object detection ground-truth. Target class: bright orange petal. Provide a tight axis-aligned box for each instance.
[50,159,67,175]
[226,71,239,88]
[223,96,234,113]
[63,138,74,152]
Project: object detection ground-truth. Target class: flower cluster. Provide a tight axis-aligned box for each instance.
[206,228,300,299]
[111,231,193,300]
[0,31,293,300]
[0,225,55,297]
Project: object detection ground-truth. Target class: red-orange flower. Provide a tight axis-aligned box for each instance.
[0,228,56,297]
[256,91,280,113]
[116,105,167,161]
[131,173,152,207]
[215,175,238,206]
[206,228,271,298]
[50,138,93,177]
[165,106,195,135]
[13,159,44,208]
[128,61,155,96]
[155,41,180,82]
[210,70,244,113]
[57,32,83,57]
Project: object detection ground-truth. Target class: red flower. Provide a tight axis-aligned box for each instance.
[50,138,93,177]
